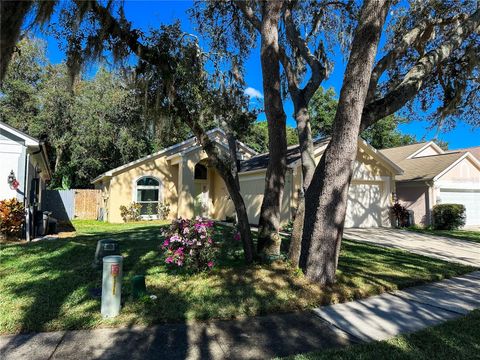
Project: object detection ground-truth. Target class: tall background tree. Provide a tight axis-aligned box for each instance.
[309,87,417,149]
[1,37,155,188]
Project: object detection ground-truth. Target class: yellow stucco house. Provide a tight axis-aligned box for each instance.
[93,128,403,227]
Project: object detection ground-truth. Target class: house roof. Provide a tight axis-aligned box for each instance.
[0,121,41,146]
[239,137,404,175]
[239,138,330,172]
[381,141,480,182]
[379,142,430,163]
[449,146,480,161]
[0,121,52,179]
[393,152,465,182]
[92,128,258,183]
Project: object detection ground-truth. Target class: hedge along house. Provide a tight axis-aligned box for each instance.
[93,128,403,227]
[381,142,480,227]
[0,121,52,240]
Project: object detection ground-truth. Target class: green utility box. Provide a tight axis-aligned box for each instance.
[132,275,147,299]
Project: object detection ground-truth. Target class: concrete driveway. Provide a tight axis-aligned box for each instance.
[343,228,480,267]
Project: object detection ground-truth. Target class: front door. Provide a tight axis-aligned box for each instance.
[194,181,209,217]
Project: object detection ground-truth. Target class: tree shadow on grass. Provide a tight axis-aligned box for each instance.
[0,223,473,338]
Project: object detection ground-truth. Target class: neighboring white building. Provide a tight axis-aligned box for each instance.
[0,121,52,239]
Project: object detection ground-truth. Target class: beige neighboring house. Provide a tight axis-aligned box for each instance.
[381,142,480,227]
[93,128,402,227]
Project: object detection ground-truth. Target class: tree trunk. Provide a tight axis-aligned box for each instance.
[223,127,255,263]
[257,1,288,258]
[225,130,241,189]
[221,170,255,263]
[288,98,316,266]
[179,105,255,263]
[299,0,389,285]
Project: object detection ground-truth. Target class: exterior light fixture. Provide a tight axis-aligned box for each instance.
[7,170,19,190]
[391,192,397,202]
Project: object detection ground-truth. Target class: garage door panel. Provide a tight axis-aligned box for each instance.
[438,189,480,226]
[345,183,383,228]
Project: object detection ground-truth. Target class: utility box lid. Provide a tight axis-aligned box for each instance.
[93,239,120,268]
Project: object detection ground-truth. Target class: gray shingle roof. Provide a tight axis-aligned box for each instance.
[380,142,466,182]
[379,142,429,163]
[448,146,480,161]
[239,138,330,172]
[393,152,464,182]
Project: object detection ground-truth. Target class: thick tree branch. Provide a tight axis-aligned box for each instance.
[361,7,480,130]
[235,1,327,103]
[366,13,469,103]
[234,1,262,31]
[284,7,327,102]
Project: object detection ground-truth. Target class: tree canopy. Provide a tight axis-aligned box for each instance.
[0,37,178,188]
[309,87,418,149]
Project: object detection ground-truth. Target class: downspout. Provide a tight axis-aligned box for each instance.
[425,180,434,226]
[23,152,30,241]
[27,146,43,241]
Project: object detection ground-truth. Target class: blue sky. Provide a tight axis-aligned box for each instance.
[36,1,479,150]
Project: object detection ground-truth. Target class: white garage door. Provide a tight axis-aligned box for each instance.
[345,182,383,228]
[438,189,480,226]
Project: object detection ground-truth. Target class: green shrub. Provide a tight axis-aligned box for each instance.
[390,201,410,227]
[119,202,142,222]
[432,204,466,230]
[158,201,170,220]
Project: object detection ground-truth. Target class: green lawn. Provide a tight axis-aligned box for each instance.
[407,227,480,244]
[0,220,474,334]
[282,310,480,360]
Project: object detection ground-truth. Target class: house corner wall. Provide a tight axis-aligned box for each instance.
[396,182,431,227]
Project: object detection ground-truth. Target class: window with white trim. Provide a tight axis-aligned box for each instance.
[136,177,160,216]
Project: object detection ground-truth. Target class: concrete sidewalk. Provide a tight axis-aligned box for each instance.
[2,272,479,360]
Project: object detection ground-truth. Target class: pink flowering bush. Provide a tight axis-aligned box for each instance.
[161,217,218,272]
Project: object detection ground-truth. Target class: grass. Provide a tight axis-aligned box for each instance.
[407,227,480,244]
[281,310,480,360]
[0,220,475,334]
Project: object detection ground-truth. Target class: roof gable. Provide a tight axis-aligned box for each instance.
[0,121,39,146]
[92,128,257,183]
[407,142,444,159]
[381,141,480,182]
[434,152,480,182]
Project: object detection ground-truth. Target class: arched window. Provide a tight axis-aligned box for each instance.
[136,176,160,216]
[194,163,208,180]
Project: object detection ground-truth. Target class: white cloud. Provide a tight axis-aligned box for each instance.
[244,87,264,99]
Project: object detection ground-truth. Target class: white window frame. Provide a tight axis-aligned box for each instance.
[135,176,161,219]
